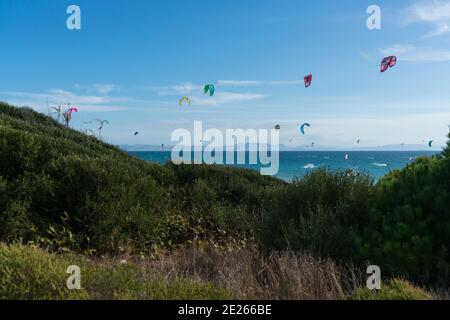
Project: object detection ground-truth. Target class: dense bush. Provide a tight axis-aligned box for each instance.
[0,102,282,253]
[258,134,450,287]
[258,169,374,260]
[360,134,450,286]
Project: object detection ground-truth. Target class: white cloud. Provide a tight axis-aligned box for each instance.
[0,90,126,113]
[192,92,265,106]
[424,23,450,37]
[144,82,267,106]
[147,80,302,95]
[407,0,450,37]
[378,44,415,56]
[401,50,450,62]
[146,83,200,96]
[408,0,450,23]
[217,80,303,87]
[93,84,117,95]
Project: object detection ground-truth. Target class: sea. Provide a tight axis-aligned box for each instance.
[128,151,440,182]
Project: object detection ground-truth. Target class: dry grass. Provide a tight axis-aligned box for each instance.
[127,245,363,300]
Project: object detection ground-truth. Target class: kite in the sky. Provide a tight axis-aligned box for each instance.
[311,142,315,148]
[63,106,78,127]
[203,84,215,96]
[304,74,313,88]
[300,123,311,135]
[274,124,281,131]
[67,107,78,115]
[357,139,361,144]
[134,131,139,136]
[380,56,397,73]
[428,140,434,148]
[178,96,191,106]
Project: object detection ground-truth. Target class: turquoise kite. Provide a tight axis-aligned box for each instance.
[203,84,215,97]
[300,123,311,135]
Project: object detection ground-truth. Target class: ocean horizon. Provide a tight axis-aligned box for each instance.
[128,150,441,181]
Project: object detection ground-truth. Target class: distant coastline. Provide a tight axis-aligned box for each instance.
[119,144,444,152]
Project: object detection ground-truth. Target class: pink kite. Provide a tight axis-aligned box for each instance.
[304,74,313,88]
[380,56,397,73]
[64,107,78,124]
[67,107,78,115]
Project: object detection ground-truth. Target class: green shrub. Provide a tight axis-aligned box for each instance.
[0,243,232,300]
[362,150,450,286]
[0,243,88,299]
[258,168,374,260]
[352,278,432,300]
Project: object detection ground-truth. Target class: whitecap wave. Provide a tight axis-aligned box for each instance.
[303,163,316,169]
[372,162,388,167]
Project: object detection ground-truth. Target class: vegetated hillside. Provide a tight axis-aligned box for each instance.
[1,102,449,288]
[0,102,284,253]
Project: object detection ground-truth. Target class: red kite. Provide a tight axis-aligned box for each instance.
[380,56,397,73]
[304,74,313,88]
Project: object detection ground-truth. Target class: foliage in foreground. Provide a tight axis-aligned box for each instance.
[1,243,436,300]
[0,243,231,300]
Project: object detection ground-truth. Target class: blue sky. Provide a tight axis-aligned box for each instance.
[1,0,449,148]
